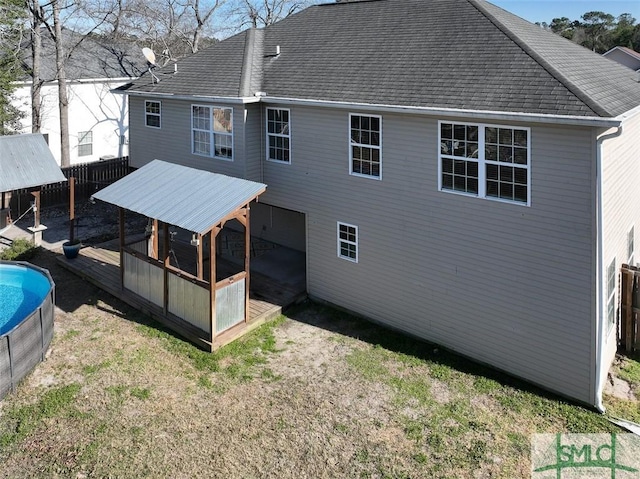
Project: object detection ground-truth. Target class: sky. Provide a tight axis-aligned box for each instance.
[490,1,640,24]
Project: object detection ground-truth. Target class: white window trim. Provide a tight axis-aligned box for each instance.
[145,100,161,129]
[349,113,382,181]
[437,120,531,206]
[191,104,234,161]
[266,107,291,164]
[337,222,358,263]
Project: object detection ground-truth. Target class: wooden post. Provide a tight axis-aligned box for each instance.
[163,222,169,315]
[209,228,219,344]
[31,189,41,227]
[119,207,125,288]
[151,219,159,259]
[621,266,636,352]
[244,205,251,323]
[628,274,640,351]
[69,177,75,242]
[197,233,204,280]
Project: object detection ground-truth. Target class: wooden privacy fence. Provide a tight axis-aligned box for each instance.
[9,156,131,215]
[620,264,640,352]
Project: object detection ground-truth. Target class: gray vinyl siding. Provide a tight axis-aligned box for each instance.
[244,104,263,182]
[261,105,597,403]
[602,112,640,385]
[250,203,305,252]
[129,96,247,179]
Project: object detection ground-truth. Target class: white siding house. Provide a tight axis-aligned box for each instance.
[118,0,640,409]
[13,30,145,165]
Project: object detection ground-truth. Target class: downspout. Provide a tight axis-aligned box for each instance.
[594,124,623,413]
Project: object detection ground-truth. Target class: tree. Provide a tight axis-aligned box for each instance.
[580,11,615,52]
[233,0,310,29]
[610,13,636,47]
[549,17,578,40]
[51,0,71,167]
[0,0,26,134]
[25,0,46,134]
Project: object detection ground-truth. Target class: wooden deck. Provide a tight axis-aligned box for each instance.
[57,240,306,351]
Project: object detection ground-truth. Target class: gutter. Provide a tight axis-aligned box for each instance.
[594,123,624,413]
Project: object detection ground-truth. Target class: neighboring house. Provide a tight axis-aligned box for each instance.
[603,46,640,71]
[13,30,146,165]
[115,0,640,409]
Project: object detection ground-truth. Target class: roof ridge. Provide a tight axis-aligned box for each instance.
[468,0,610,117]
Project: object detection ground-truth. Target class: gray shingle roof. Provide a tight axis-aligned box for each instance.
[92,160,266,235]
[0,134,66,193]
[20,29,146,81]
[121,0,640,118]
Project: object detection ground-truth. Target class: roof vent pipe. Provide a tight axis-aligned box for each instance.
[276,45,280,56]
[174,62,178,74]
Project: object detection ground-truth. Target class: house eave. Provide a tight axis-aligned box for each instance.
[119,88,634,127]
[116,89,261,104]
[15,77,136,86]
[262,96,623,128]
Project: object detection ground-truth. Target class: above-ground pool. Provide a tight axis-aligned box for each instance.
[0,261,55,399]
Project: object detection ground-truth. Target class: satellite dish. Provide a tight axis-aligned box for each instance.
[142,47,156,65]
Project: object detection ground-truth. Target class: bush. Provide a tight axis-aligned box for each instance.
[0,238,38,261]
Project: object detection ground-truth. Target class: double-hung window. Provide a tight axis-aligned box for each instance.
[350,114,381,179]
[145,100,161,128]
[78,131,93,157]
[439,122,530,205]
[337,222,358,263]
[266,108,290,163]
[191,105,233,160]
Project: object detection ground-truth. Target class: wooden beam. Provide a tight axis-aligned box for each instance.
[244,204,251,324]
[119,207,125,288]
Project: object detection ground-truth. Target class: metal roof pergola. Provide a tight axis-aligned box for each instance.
[0,133,66,193]
[93,160,267,350]
[0,133,66,235]
[92,160,266,235]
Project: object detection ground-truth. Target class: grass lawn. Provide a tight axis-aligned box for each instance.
[0,249,637,478]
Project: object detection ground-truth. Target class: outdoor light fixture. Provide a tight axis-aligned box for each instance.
[190,233,199,247]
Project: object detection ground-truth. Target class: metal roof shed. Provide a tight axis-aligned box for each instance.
[92,160,267,350]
